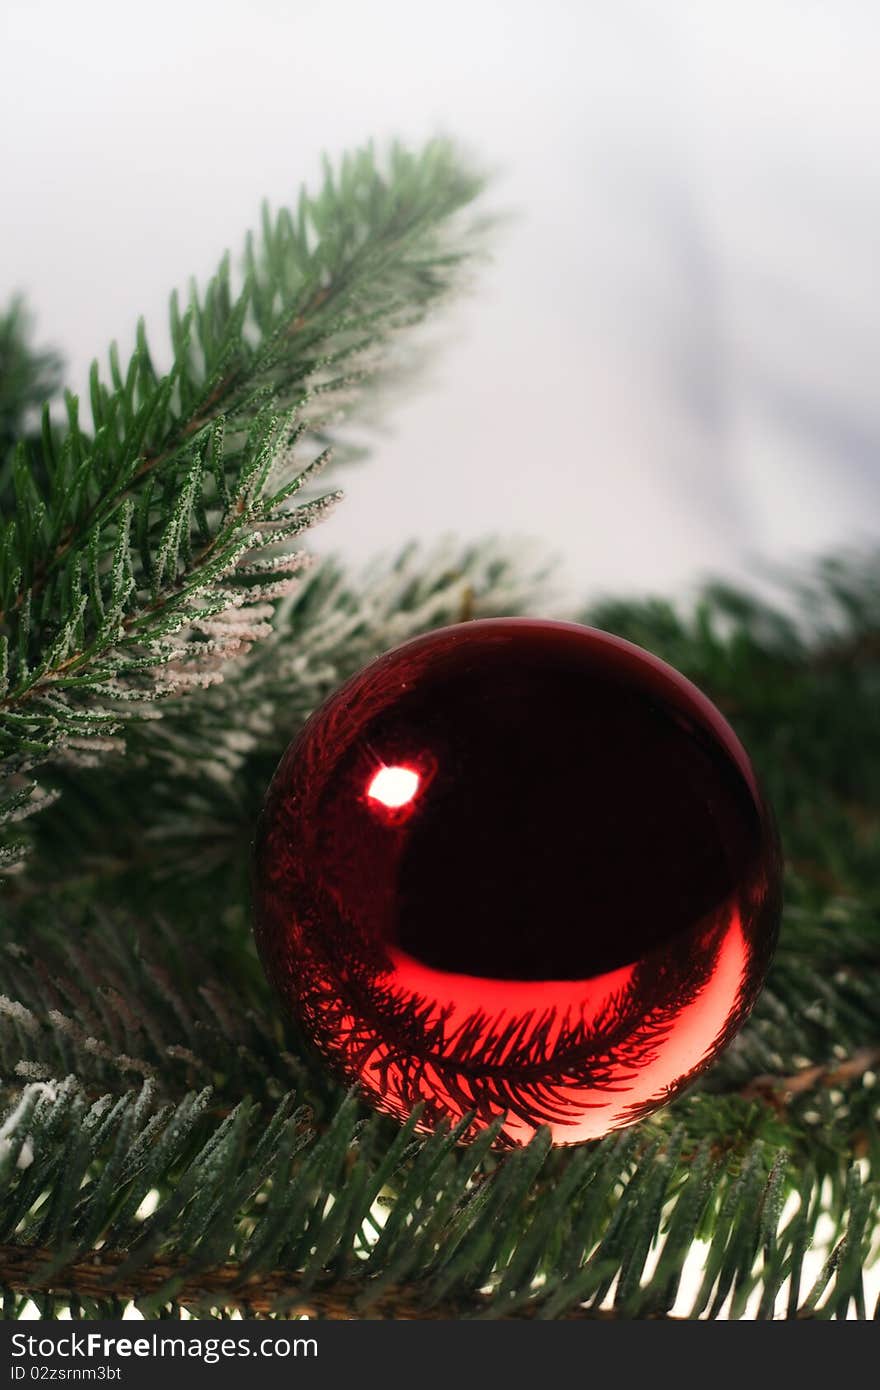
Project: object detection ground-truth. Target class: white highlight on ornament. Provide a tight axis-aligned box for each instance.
[367,765,420,809]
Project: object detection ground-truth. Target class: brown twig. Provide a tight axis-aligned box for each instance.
[0,1243,625,1320]
[740,1046,880,1110]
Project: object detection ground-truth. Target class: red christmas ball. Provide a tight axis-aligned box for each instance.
[254,619,781,1146]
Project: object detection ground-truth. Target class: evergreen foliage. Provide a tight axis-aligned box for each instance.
[0,142,877,1320]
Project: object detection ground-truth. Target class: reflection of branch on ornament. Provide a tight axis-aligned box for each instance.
[256,617,781,1148]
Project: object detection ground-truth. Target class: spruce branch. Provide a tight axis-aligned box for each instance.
[0,141,489,865]
[4,142,483,621]
[0,1076,875,1320]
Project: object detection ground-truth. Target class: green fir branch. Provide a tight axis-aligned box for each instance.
[0,141,489,866]
[0,1072,875,1320]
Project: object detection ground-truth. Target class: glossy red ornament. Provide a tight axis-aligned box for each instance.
[254,619,781,1146]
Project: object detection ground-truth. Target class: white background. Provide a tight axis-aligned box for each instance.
[2,0,879,604]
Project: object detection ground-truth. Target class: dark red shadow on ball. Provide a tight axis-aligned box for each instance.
[254,619,781,1146]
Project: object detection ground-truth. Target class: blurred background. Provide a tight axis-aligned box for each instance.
[2,0,878,603]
